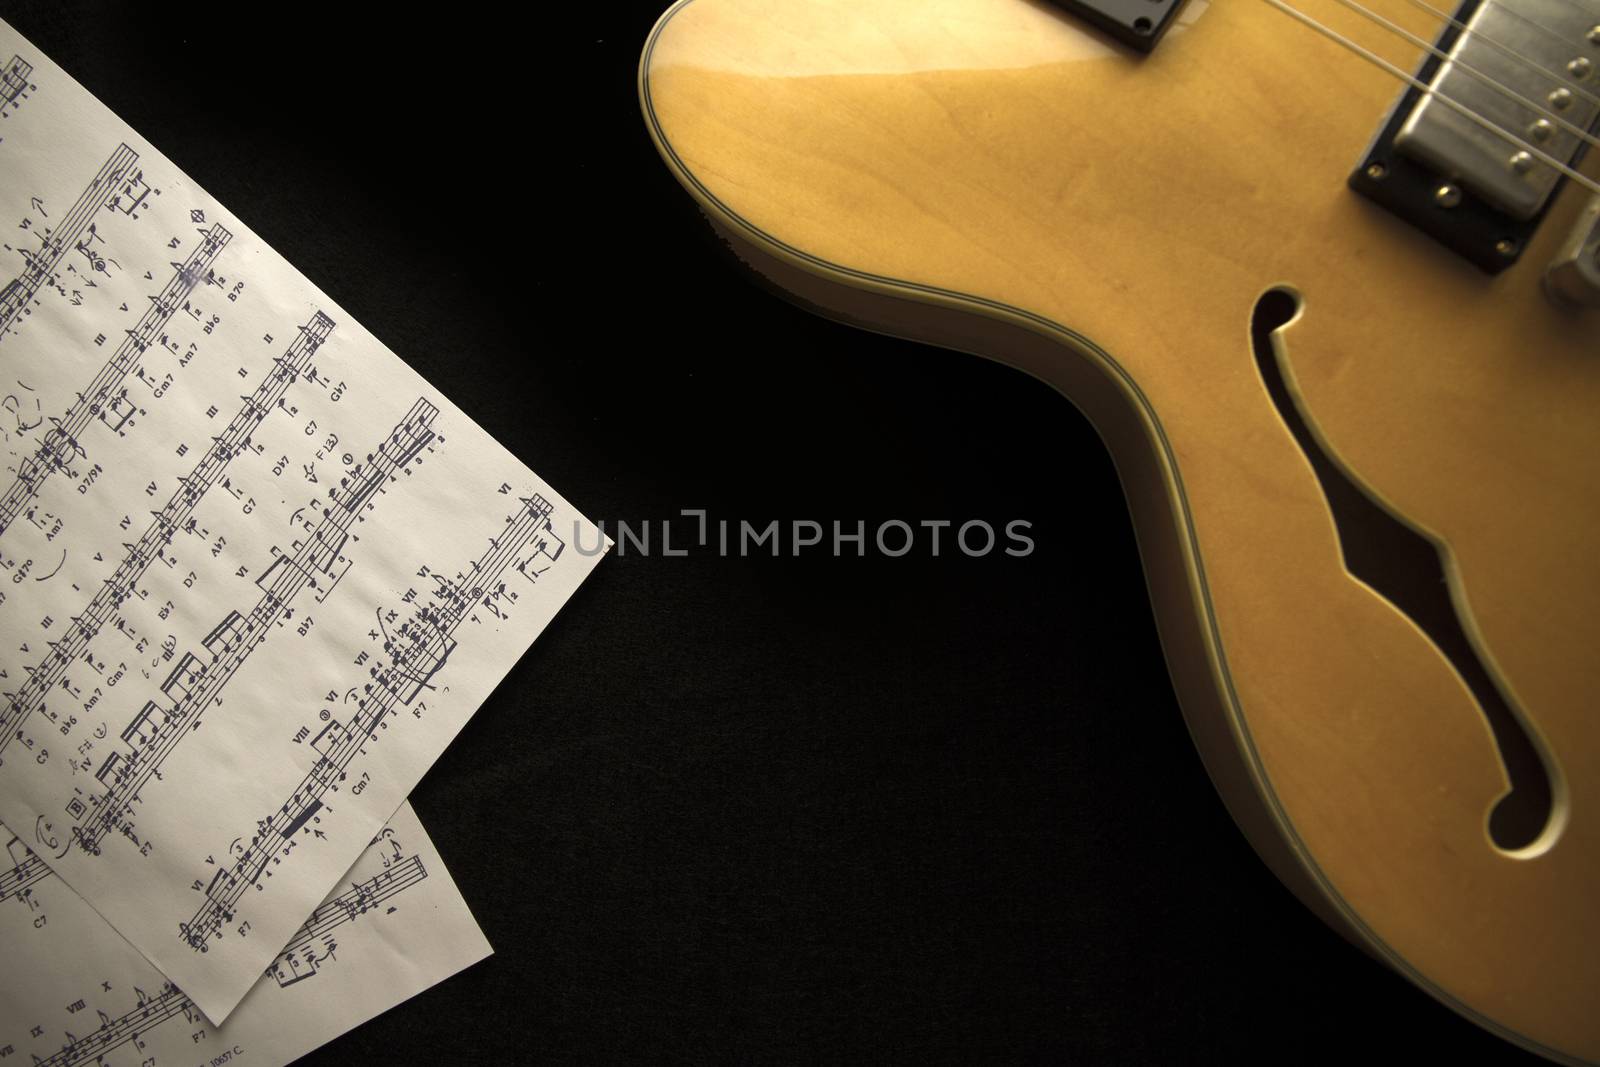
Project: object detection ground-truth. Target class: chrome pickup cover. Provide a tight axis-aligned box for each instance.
[1395,0,1600,221]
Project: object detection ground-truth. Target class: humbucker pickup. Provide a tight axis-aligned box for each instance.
[1351,0,1600,274]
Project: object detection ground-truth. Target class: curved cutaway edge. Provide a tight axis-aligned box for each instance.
[637,5,1592,1062]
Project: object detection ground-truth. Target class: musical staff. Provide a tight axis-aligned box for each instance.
[0,54,32,118]
[30,983,195,1067]
[180,494,558,952]
[0,142,139,339]
[10,818,434,1066]
[0,221,231,537]
[0,15,595,1020]
[0,311,334,763]
[0,842,48,903]
[268,853,428,987]
[75,398,440,854]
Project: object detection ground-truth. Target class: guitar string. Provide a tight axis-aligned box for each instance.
[1465,0,1600,30]
[1273,0,1600,149]
[1262,0,1600,198]
[1333,0,1600,150]
[1388,0,1600,109]
[1407,0,1600,106]
[1407,0,1600,62]
[1397,0,1600,110]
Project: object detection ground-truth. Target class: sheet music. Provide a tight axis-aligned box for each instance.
[0,17,604,1023]
[0,801,492,1067]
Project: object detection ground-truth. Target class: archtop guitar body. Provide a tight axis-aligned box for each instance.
[638,1,1600,1060]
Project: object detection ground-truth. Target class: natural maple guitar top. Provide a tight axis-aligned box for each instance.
[642,1,1600,1062]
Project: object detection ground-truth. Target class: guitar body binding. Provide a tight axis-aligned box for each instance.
[640,2,1600,1060]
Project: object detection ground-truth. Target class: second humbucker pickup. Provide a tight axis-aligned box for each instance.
[1395,0,1600,221]
[1350,0,1600,273]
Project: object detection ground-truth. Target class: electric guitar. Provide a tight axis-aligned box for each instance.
[639,0,1600,1061]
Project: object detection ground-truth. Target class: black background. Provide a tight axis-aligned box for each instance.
[0,3,1540,1063]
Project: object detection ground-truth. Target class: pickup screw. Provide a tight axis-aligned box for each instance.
[1435,184,1463,208]
[1366,161,1388,180]
[1550,87,1574,110]
[1510,151,1536,175]
[1529,118,1555,143]
[1590,26,1600,44]
[1497,239,1519,259]
[1571,57,1594,80]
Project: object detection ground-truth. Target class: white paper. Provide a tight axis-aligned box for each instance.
[0,18,604,1023]
[0,800,492,1067]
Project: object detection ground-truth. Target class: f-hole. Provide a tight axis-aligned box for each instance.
[1250,288,1553,852]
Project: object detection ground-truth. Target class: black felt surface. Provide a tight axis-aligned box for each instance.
[0,3,1540,1063]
